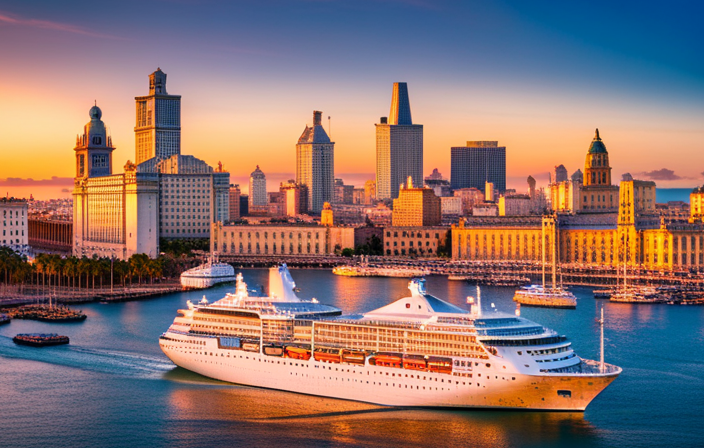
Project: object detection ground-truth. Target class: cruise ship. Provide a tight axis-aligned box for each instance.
[160,266,620,410]
[180,255,237,289]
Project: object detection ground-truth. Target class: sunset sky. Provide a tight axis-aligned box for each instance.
[1,0,703,198]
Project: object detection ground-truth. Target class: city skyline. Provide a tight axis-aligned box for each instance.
[1,1,703,196]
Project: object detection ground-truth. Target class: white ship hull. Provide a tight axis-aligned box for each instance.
[180,274,238,289]
[160,334,617,411]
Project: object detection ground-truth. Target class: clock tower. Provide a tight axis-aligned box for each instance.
[74,104,115,179]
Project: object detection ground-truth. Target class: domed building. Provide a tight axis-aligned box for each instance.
[580,129,619,212]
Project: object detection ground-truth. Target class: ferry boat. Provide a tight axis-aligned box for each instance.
[180,254,237,289]
[0,314,9,325]
[13,333,70,347]
[160,266,621,410]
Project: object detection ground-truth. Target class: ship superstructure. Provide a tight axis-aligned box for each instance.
[161,266,620,410]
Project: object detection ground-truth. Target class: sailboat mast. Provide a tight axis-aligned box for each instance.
[600,306,605,373]
[542,222,546,288]
[552,221,557,289]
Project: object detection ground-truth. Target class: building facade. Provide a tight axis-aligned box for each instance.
[450,141,506,193]
[28,219,71,254]
[134,68,181,165]
[296,111,334,214]
[1,198,28,252]
[249,166,267,209]
[229,184,241,221]
[383,226,448,257]
[392,178,441,227]
[211,223,354,256]
[580,129,618,212]
[376,83,423,200]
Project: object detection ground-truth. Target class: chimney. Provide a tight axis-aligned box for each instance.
[313,110,322,126]
[380,116,388,124]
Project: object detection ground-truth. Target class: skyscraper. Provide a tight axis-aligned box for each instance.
[450,141,506,193]
[296,110,334,214]
[376,82,423,200]
[249,166,267,209]
[134,68,181,165]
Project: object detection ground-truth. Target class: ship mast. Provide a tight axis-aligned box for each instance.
[599,306,605,373]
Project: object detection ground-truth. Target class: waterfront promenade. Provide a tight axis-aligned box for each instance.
[0,281,184,307]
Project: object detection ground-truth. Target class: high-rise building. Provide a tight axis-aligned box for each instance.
[73,105,159,259]
[249,166,267,209]
[376,83,423,200]
[280,181,308,217]
[391,177,441,227]
[229,184,241,221]
[134,68,181,165]
[450,141,506,193]
[364,180,376,204]
[296,111,334,214]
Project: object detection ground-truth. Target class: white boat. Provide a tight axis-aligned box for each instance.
[514,220,577,309]
[180,254,237,289]
[333,265,430,278]
[160,266,621,411]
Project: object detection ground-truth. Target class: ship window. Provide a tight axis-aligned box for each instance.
[406,303,410,308]
[557,390,572,398]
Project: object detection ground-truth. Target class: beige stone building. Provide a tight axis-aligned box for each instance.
[211,223,354,256]
[383,226,448,257]
[391,178,441,227]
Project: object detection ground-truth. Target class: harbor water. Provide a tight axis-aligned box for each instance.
[1,269,703,448]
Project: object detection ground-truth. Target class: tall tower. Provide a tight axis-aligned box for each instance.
[584,129,612,186]
[134,68,181,165]
[74,104,115,179]
[376,82,423,200]
[450,141,506,193]
[296,110,334,214]
[249,165,267,208]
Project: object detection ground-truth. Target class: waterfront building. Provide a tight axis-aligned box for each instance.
[28,218,72,254]
[73,105,159,259]
[134,68,181,165]
[296,111,334,214]
[376,83,423,200]
[229,185,241,221]
[249,165,267,213]
[383,226,448,257]
[690,186,704,223]
[580,129,618,212]
[450,141,506,193]
[453,177,704,271]
[392,178,441,227]
[1,198,28,252]
[211,222,354,256]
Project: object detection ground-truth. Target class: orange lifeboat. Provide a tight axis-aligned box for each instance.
[341,350,365,365]
[373,354,402,368]
[314,350,341,363]
[403,357,427,371]
[427,357,453,374]
[285,346,311,360]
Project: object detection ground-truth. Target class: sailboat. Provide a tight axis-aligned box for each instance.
[609,258,663,303]
[513,221,577,309]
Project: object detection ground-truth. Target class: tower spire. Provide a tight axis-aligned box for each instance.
[389,82,412,125]
[595,128,600,140]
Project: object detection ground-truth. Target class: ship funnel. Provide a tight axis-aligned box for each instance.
[408,278,427,296]
[269,264,301,302]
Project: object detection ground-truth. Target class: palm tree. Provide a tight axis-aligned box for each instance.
[78,257,91,290]
[129,254,150,285]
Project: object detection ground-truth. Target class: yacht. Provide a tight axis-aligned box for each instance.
[180,254,237,289]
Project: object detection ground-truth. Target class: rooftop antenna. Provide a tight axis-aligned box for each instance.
[328,115,331,138]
